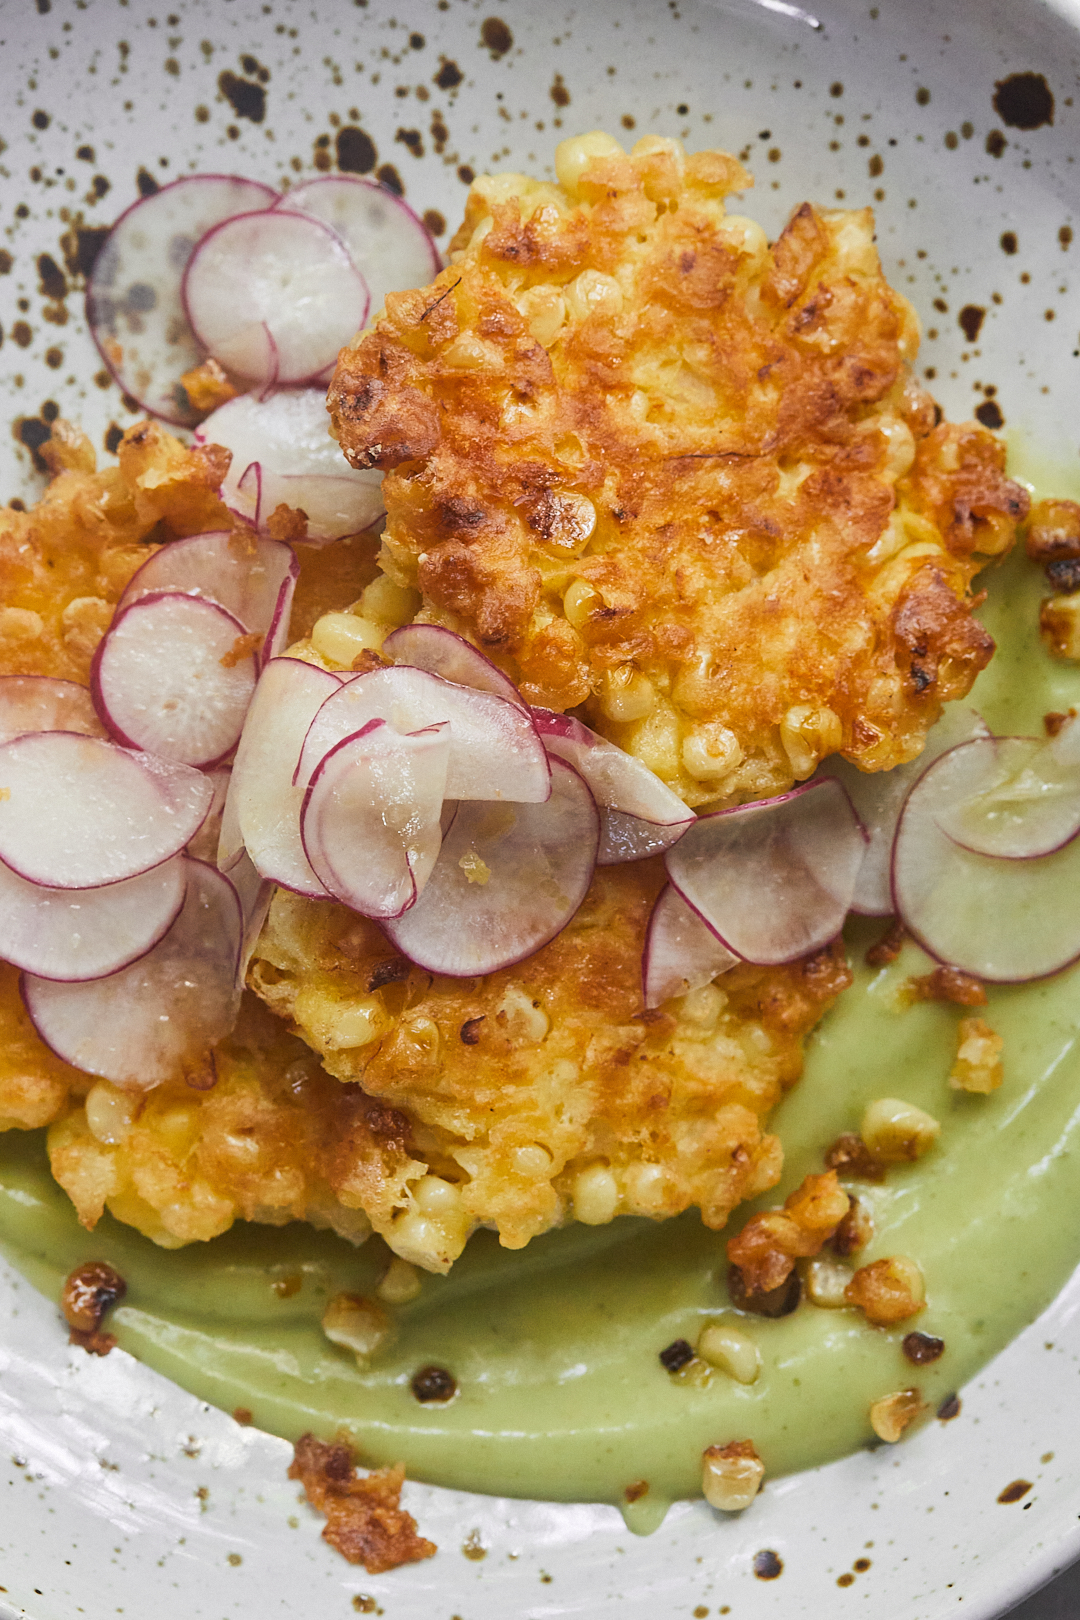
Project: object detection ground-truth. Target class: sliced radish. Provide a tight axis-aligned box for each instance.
[117,530,298,658]
[278,176,440,318]
[0,732,211,889]
[86,174,278,425]
[382,623,526,710]
[297,666,551,804]
[532,709,694,864]
[382,758,599,977]
[22,858,243,1089]
[182,210,370,386]
[818,705,989,916]
[643,883,740,1009]
[196,391,384,544]
[93,592,258,768]
[893,741,1080,981]
[227,657,342,895]
[0,676,106,746]
[0,853,186,983]
[186,767,231,864]
[228,849,274,984]
[301,720,450,918]
[264,567,298,662]
[934,735,1080,859]
[665,779,866,965]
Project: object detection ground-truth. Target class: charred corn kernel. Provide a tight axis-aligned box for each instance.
[563,578,602,629]
[681,722,742,781]
[950,1016,1004,1094]
[292,986,389,1051]
[376,1256,422,1305]
[779,703,844,778]
[84,1081,140,1145]
[515,285,567,347]
[846,1255,925,1326]
[572,1163,619,1225]
[804,1256,854,1309]
[1040,595,1080,660]
[869,1387,926,1443]
[565,269,623,323]
[512,1143,554,1177]
[360,572,421,626]
[555,131,624,196]
[496,984,549,1043]
[701,1441,765,1511]
[598,665,657,723]
[311,611,384,666]
[696,1321,762,1384]
[861,1097,940,1162]
[321,1292,394,1361]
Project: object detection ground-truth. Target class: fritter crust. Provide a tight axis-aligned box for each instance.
[328,134,1028,805]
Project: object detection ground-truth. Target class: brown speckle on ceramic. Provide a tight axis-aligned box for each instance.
[753,1548,784,1580]
[997,1479,1034,1504]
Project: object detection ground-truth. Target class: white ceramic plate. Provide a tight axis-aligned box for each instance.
[2,1,1080,1615]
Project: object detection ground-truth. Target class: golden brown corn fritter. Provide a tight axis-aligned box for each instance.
[329,132,1027,807]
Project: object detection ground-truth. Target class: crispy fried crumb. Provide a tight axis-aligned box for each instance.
[1024,497,1080,562]
[1044,708,1077,737]
[265,502,310,544]
[865,920,906,967]
[824,1131,886,1183]
[869,1387,926,1443]
[726,1169,850,1295]
[178,357,238,417]
[831,1195,874,1256]
[950,1015,1004,1094]
[61,1259,126,1355]
[904,964,987,1006]
[288,1433,436,1573]
[846,1255,925,1325]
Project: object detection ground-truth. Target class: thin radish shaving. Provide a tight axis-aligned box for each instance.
[187,767,231,865]
[301,720,450,917]
[382,757,599,977]
[0,853,186,983]
[382,624,526,710]
[117,529,298,654]
[643,883,739,1009]
[183,210,370,386]
[893,739,1080,981]
[0,676,106,746]
[92,592,258,768]
[933,734,1080,859]
[21,858,243,1089]
[0,732,212,889]
[278,176,440,318]
[228,849,274,985]
[196,391,384,543]
[665,778,866,965]
[86,174,278,425]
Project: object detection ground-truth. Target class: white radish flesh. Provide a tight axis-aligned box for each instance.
[0,853,186,982]
[893,740,1080,981]
[22,858,243,1089]
[0,732,212,889]
[301,720,450,917]
[226,657,342,895]
[196,391,384,543]
[186,767,231,864]
[934,735,1080,859]
[665,779,866,965]
[279,176,440,319]
[0,676,106,746]
[86,174,278,425]
[643,883,740,1009]
[818,705,989,915]
[298,665,551,804]
[228,848,274,984]
[182,210,370,386]
[598,808,692,865]
[382,624,526,710]
[93,592,258,769]
[117,529,298,653]
[382,758,599,977]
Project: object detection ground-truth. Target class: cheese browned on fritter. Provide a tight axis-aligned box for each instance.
[328,132,1028,806]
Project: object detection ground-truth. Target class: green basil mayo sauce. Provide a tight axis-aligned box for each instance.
[2,471,1079,1533]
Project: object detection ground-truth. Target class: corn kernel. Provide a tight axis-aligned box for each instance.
[697,1320,762,1384]
[84,1081,141,1145]
[701,1441,765,1512]
[310,611,385,667]
[680,982,727,1032]
[860,1097,940,1162]
[293,987,389,1052]
[0,607,43,643]
[512,1143,554,1177]
[779,704,843,778]
[950,1016,1004,1094]
[572,1163,619,1225]
[563,578,602,630]
[565,269,623,323]
[623,1160,671,1214]
[555,131,624,197]
[681,723,742,781]
[869,1387,926,1443]
[496,984,549,1043]
[804,1256,854,1309]
[414,1175,463,1217]
[361,572,421,626]
[321,1292,394,1361]
[721,214,768,262]
[598,665,657,724]
[515,285,567,348]
[387,1207,469,1274]
[376,1256,422,1305]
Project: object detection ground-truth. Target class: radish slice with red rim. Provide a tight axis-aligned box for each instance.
[86,174,278,426]
[278,176,440,318]
[933,735,1080,859]
[301,719,450,918]
[643,883,740,1009]
[117,529,298,648]
[0,852,186,983]
[382,623,526,710]
[196,391,384,543]
[92,591,258,768]
[227,657,342,895]
[532,709,694,862]
[818,704,989,916]
[893,740,1080,981]
[0,732,212,889]
[263,568,298,663]
[665,779,866,965]
[187,768,231,865]
[182,210,370,386]
[382,757,599,977]
[22,857,243,1088]
[297,665,551,804]
[229,849,274,985]
[0,676,106,746]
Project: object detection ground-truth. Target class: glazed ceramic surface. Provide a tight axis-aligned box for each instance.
[3,0,1080,1614]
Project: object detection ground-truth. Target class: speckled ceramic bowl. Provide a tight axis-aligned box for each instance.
[3,1,1080,1615]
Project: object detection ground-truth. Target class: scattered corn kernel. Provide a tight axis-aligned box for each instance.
[360,572,421,626]
[572,1163,619,1225]
[804,1256,854,1309]
[84,1081,141,1145]
[376,1256,422,1305]
[310,610,385,667]
[701,1440,765,1512]
[950,1016,1004,1094]
[321,1292,394,1362]
[846,1255,925,1326]
[869,1386,926,1443]
[697,1320,762,1384]
[1040,594,1080,660]
[860,1097,940,1162]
